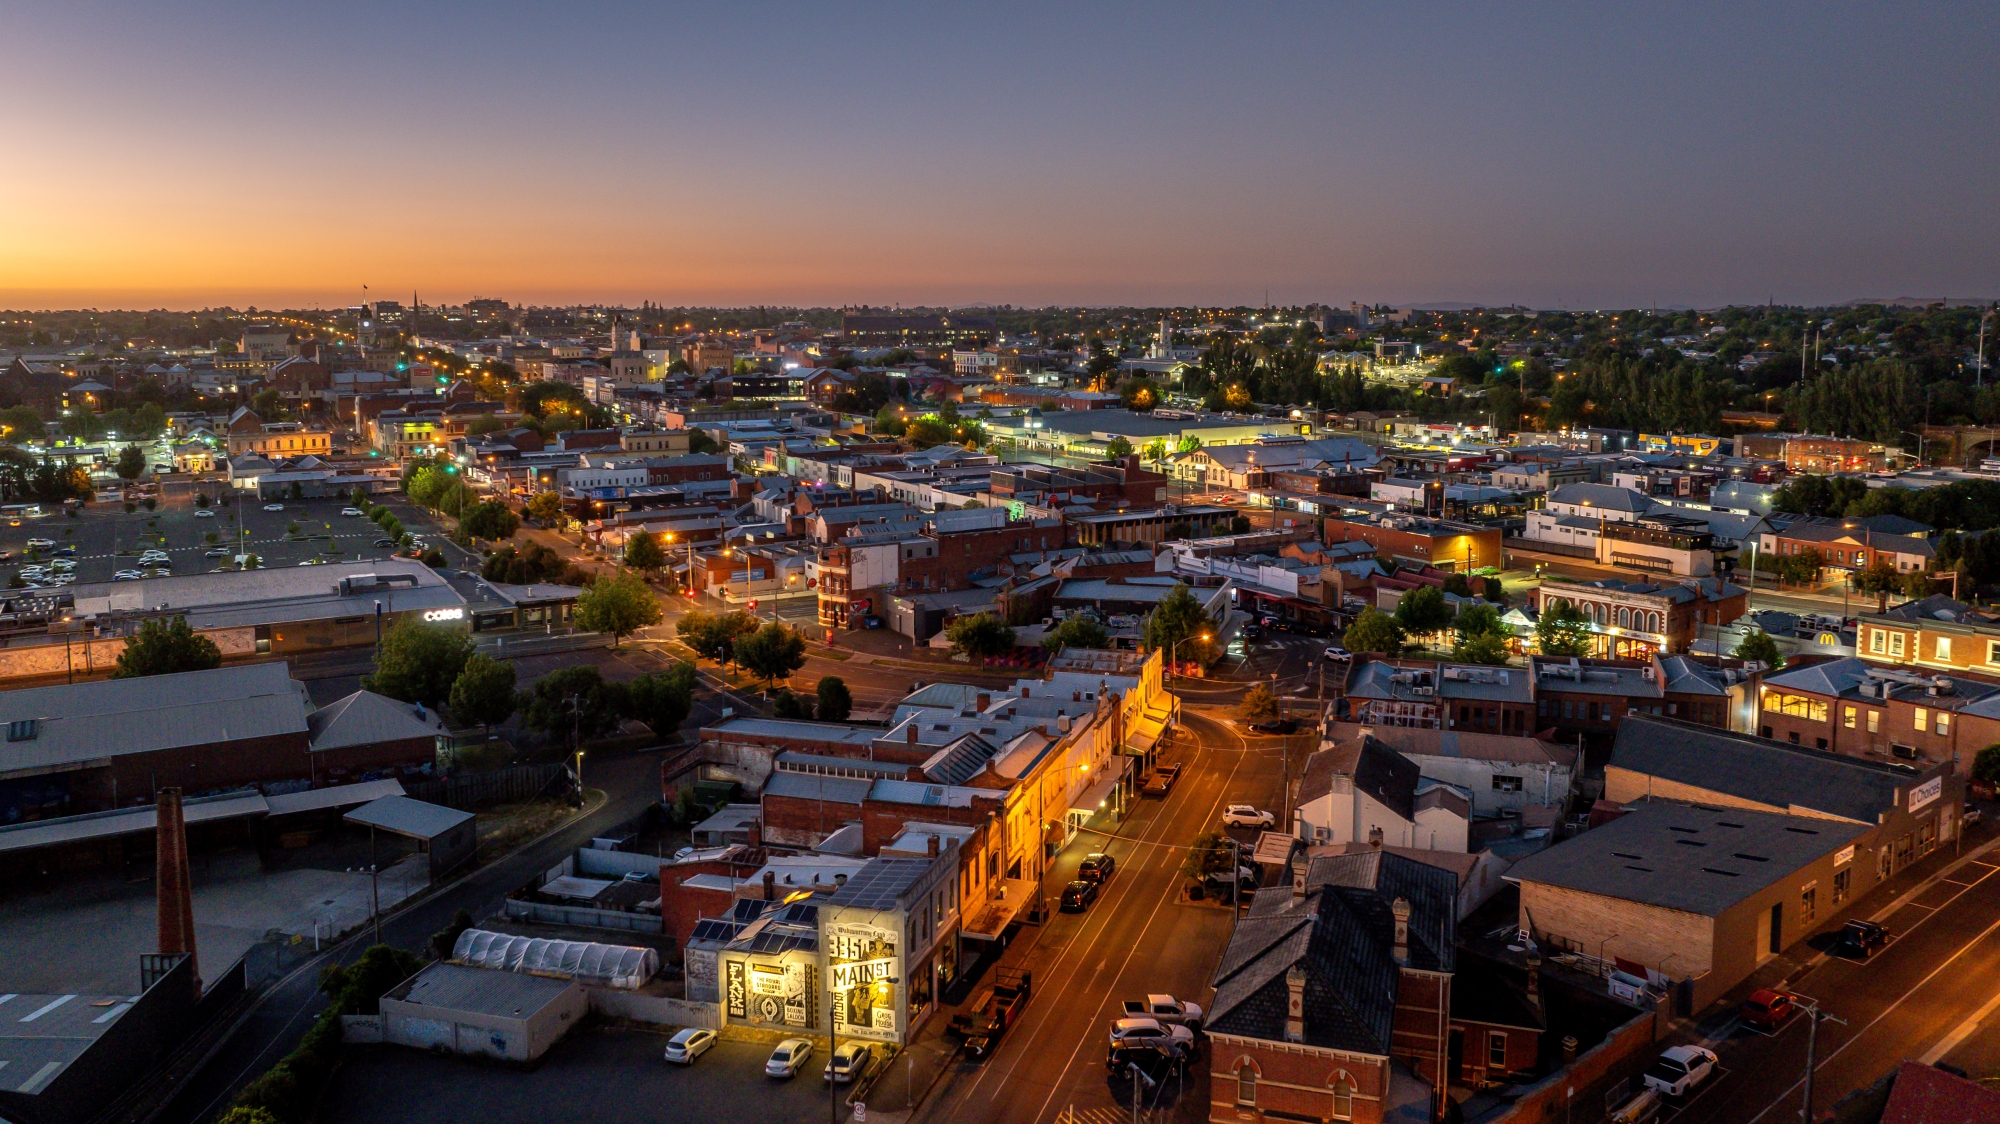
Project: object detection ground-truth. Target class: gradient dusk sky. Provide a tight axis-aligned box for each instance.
[2,2,1994,310]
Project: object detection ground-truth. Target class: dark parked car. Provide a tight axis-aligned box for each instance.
[373,538,396,548]
[1060,879,1099,911]
[1106,1039,1186,1081]
[1250,718,1299,735]
[1239,623,1262,641]
[50,545,76,557]
[1834,918,1889,959]
[1077,852,1116,883]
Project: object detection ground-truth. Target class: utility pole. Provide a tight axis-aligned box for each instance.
[1799,1002,1847,1123]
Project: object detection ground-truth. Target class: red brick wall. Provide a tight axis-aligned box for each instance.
[76,732,313,810]
[1451,1020,1541,1087]
[761,791,863,848]
[1392,969,1450,1105]
[658,859,746,946]
[1208,1036,1390,1124]
[1480,1007,1658,1124]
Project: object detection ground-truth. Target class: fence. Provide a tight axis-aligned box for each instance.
[407,763,572,810]
[503,896,661,935]
[587,990,718,1029]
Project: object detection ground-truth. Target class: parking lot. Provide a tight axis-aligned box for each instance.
[324,1026,853,1124]
[0,490,444,586]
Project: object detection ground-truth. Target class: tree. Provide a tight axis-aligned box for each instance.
[1452,604,1512,665]
[1144,582,1213,657]
[624,530,664,574]
[516,665,625,740]
[772,689,813,719]
[945,612,1015,666]
[1042,615,1110,653]
[458,500,520,541]
[115,445,146,480]
[483,542,568,584]
[677,609,759,666]
[448,655,516,732]
[1854,557,1901,612]
[1394,585,1454,642]
[1973,744,2000,788]
[573,569,661,647]
[624,662,698,737]
[816,676,853,722]
[362,619,475,706]
[1343,608,1404,655]
[526,490,565,527]
[1104,436,1134,459]
[1181,831,1237,882]
[405,466,449,508]
[1733,629,1785,671]
[1536,602,1593,657]
[112,616,222,678]
[735,621,808,687]
[1239,683,1280,722]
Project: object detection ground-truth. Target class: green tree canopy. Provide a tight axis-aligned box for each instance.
[526,490,566,526]
[362,619,475,706]
[945,612,1016,666]
[1394,585,1454,640]
[815,676,853,722]
[1042,615,1111,653]
[624,662,698,736]
[482,542,570,584]
[114,445,146,480]
[459,500,520,541]
[1451,603,1512,665]
[1733,629,1785,670]
[1536,602,1593,657]
[1104,436,1134,459]
[1973,744,2000,787]
[573,569,661,646]
[677,608,760,665]
[772,689,813,719]
[112,616,222,678]
[1143,582,1213,657]
[1238,683,1280,722]
[624,530,664,573]
[1343,608,1404,655]
[448,654,517,731]
[735,621,808,686]
[516,665,625,740]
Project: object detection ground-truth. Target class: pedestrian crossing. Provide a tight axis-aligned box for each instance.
[1056,1107,1131,1124]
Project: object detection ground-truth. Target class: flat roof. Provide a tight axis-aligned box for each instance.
[1504,800,1867,916]
[0,991,138,1097]
[66,558,465,634]
[385,962,575,1018]
[0,789,269,856]
[703,716,880,746]
[264,778,407,816]
[343,795,473,840]
[0,662,309,779]
[826,856,938,910]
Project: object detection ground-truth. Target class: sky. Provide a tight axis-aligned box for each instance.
[1,2,1995,311]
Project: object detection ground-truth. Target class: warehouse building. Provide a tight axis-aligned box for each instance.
[376,962,586,1063]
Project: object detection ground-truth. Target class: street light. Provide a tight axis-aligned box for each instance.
[1169,632,1211,685]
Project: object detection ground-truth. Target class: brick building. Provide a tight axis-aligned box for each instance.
[1855,594,2000,674]
[1755,656,2000,773]
[1207,850,1459,1123]
[1323,513,1501,573]
[987,455,1170,508]
[1532,576,1747,658]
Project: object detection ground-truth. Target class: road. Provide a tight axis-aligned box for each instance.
[1681,838,2000,1124]
[917,708,1300,1124]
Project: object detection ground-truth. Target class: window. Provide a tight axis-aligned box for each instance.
[1871,629,1886,655]
[1833,868,1850,904]
[1332,1077,1355,1120]
[1493,775,1523,793]
[1772,694,1829,722]
[1801,883,1817,925]
[1890,632,1907,658]
[1844,706,1856,729]
[1988,640,2000,666]
[1938,636,1953,661]
[1868,711,1880,734]
[1489,1031,1508,1068]
[1939,712,1951,736]
[1915,708,1928,733]
[1237,1068,1256,1106]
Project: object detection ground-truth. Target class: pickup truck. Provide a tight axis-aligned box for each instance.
[951,968,1033,1059]
[1142,763,1181,798]
[1121,994,1204,1031]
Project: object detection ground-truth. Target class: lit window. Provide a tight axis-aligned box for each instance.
[1914,707,1928,732]
[1867,711,1880,734]
[1870,630,1886,655]
[1939,712,1951,736]
[1938,637,1953,661]
[1843,706,1856,729]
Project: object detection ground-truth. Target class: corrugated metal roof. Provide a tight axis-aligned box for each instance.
[0,663,308,778]
[264,778,406,816]
[386,962,575,1017]
[343,794,474,839]
[0,790,268,855]
[306,691,444,752]
[762,772,870,804]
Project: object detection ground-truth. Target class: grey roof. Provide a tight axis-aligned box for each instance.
[1856,513,1933,537]
[1297,737,1421,821]
[761,772,871,804]
[0,990,138,1098]
[264,778,406,815]
[1877,594,1981,623]
[705,716,880,747]
[1548,482,1657,514]
[772,751,910,779]
[1207,851,1456,1055]
[344,794,474,840]
[0,662,308,779]
[385,961,575,1017]
[867,778,989,807]
[0,789,269,856]
[922,734,1001,785]
[1504,799,1868,916]
[63,558,465,633]
[306,691,443,752]
[1359,726,1577,769]
[1609,715,1922,823]
[826,856,937,909]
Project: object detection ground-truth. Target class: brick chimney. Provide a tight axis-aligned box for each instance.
[1283,964,1306,1043]
[907,723,918,745]
[1291,855,1308,900]
[927,834,940,857]
[155,788,200,995]
[745,819,761,851]
[976,692,990,712]
[763,869,777,900]
[1391,897,1411,965]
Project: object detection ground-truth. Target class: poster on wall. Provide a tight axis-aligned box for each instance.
[725,960,747,1020]
[826,921,900,1042]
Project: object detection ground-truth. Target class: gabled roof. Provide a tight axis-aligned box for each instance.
[1547,482,1657,514]
[1609,715,1919,823]
[306,690,444,751]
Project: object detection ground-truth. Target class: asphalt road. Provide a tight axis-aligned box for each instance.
[1671,838,2000,1124]
[916,707,1299,1124]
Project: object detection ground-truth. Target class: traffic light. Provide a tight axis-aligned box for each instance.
[747,600,758,611]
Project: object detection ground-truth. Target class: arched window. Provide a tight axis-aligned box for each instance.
[1331,1073,1356,1119]
[1237,1066,1257,1106]
[1618,608,1630,628]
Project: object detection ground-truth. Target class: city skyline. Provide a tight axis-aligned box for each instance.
[2,3,1995,310]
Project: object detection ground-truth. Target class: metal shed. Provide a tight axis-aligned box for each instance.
[343,795,476,879]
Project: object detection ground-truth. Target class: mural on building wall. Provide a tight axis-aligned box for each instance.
[826,921,900,1041]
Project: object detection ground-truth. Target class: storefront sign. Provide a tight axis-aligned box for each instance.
[1834,844,1855,867]
[1909,776,1943,813]
[831,957,897,992]
[423,607,465,622]
[827,922,900,1042]
[725,960,747,1019]
[750,965,786,996]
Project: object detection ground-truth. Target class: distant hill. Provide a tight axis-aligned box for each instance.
[1837,296,1997,308]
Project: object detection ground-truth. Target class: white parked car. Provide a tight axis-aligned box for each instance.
[662,1027,715,1064]
[1222,805,1275,828]
[824,1041,872,1083]
[342,507,364,517]
[194,509,216,518]
[1323,646,1352,662]
[765,1038,813,1078]
[262,503,285,512]
[1642,1045,1717,1097]
[204,547,231,558]
[113,570,144,582]
[46,559,75,573]
[25,538,54,549]
[1108,1018,1195,1052]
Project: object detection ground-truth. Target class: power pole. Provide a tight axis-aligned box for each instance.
[1799,1002,1847,1123]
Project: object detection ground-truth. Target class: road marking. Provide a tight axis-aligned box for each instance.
[1918,988,2000,1065]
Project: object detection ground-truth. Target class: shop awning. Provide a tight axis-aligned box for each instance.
[1069,760,1128,818]
[960,878,1039,940]
[1124,700,1176,754]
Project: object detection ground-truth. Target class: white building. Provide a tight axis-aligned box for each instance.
[1293,734,1471,852]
